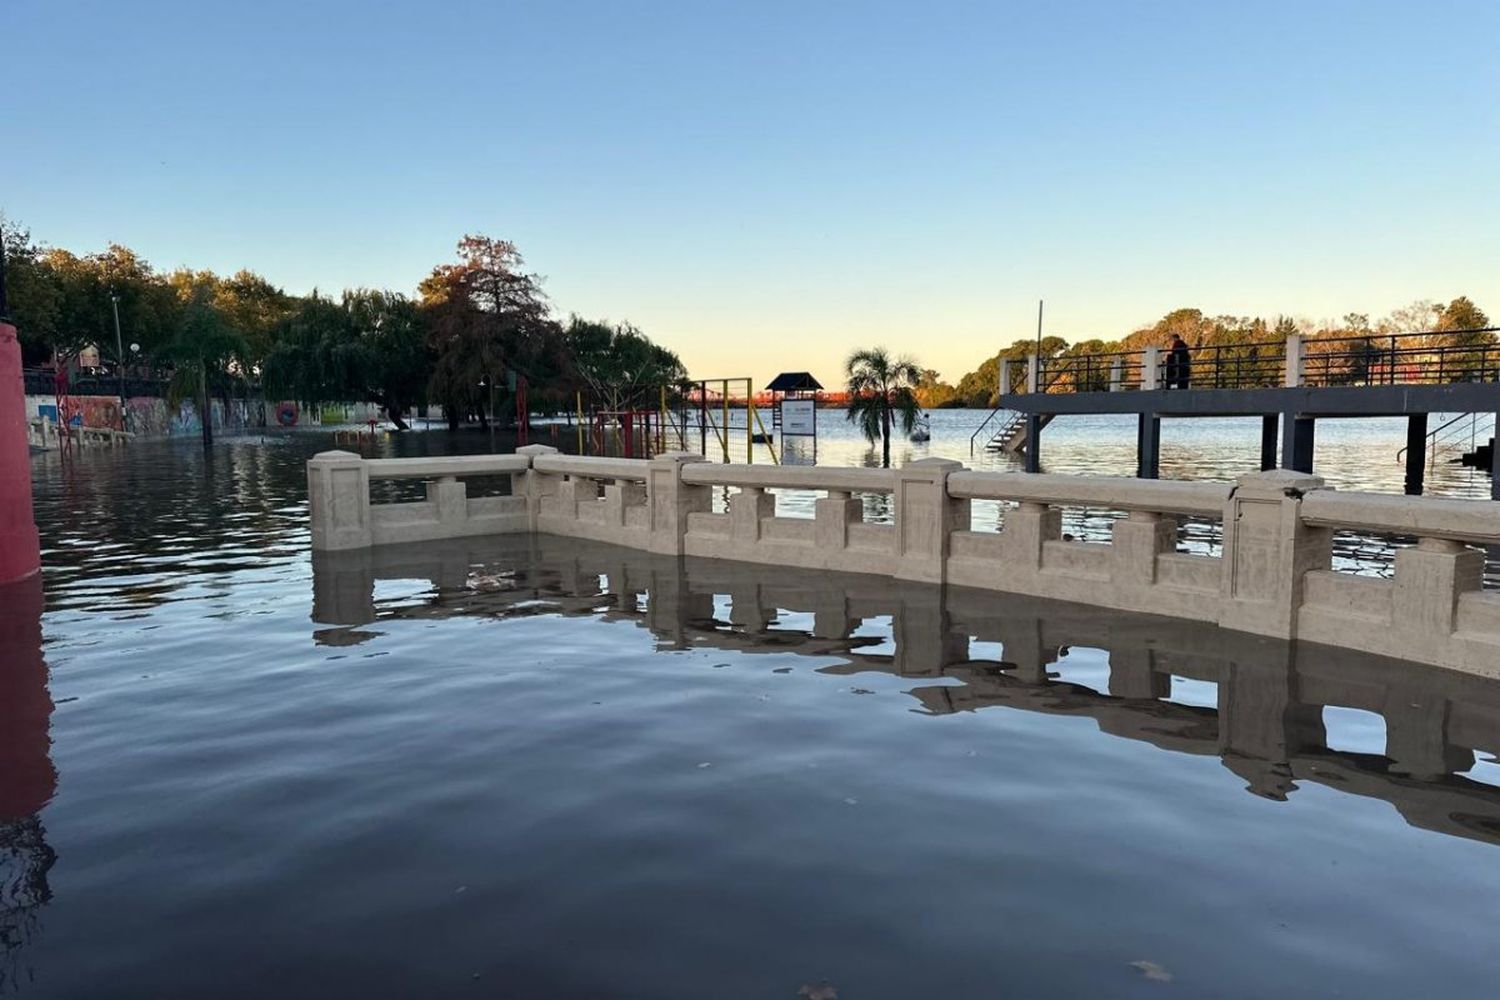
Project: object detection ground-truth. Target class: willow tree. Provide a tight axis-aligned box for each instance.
[845,347,922,468]
[565,317,686,415]
[161,287,247,450]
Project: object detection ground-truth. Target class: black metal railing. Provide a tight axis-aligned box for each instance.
[23,367,171,398]
[1302,330,1500,387]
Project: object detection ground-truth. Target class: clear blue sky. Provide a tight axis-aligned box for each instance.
[8,0,1498,387]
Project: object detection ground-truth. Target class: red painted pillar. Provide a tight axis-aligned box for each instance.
[0,322,41,585]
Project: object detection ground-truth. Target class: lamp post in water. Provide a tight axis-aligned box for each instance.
[110,292,126,431]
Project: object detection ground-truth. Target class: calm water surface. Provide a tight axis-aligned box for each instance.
[5,424,1500,998]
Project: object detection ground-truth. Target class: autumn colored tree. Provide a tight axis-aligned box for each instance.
[422,235,556,431]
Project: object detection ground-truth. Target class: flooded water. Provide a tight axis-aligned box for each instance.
[6,428,1500,998]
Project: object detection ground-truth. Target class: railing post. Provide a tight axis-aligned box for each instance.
[998,358,1013,398]
[428,475,467,530]
[1110,358,1124,392]
[1000,501,1061,570]
[307,450,372,551]
[1218,470,1330,639]
[516,444,559,531]
[1284,334,1303,387]
[1112,509,1175,583]
[815,489,860,551]
[605,481,646,528]
[730,485,775,543]
[1393,537,1483,640]
[1025,354,1039,394]
[1142,347,1160,390]
[893,458,967,584]
[647,451,709,556]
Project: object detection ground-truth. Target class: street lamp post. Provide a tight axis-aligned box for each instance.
[110,292,125,431]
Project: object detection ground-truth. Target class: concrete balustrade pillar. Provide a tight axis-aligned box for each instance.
[731,486,775,542]
[1000,500,1061,569]
[815,490,861,551]
[1394,537,1483,639]
[893,458,968,584]
[1218,470,1331,639]
[1112,510,1176,584]
[647,451,709,555]
[516,444,560,530]
[308,450,372,551]
[428,476,467,528]
[556,475,594,516]
[605,481,647,527]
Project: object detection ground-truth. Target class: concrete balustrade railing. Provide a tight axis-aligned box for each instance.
[308,447,1500,675]
[308,449,532,550]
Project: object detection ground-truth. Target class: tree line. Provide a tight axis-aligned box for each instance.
[919,298,1493,408]
[1,220,685,435]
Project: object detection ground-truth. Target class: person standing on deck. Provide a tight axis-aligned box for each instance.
[1167,335,1192,389]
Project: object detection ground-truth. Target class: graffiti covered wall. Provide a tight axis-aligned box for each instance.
[24,395,269,438]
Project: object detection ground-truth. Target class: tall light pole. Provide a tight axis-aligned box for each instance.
[110,292,125,431]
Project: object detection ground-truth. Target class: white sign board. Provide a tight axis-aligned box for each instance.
[781,399,817,436]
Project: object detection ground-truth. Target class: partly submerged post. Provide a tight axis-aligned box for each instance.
[0,320,41,585]
[307,450,372,551]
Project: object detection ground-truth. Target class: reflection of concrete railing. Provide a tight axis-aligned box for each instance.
[308,448,1500,675]
[310,533,1500,847]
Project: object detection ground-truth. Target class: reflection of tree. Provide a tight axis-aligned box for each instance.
[0,816,55,994]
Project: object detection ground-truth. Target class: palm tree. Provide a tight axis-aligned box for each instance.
[845,347,922,468]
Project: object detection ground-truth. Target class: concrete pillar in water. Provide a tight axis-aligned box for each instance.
[1404,413,1429,496]
[1260,415,1278,472]
[1281,413,1316,473]
[307,450,372,551]
[1219,470,1331,639]
[0,322,41,585]
[646,451,709,556]
[1136,413,1160,479]
[892,457,967,584]
[1023,414,1042,473]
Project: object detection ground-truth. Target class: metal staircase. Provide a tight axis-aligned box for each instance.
[1397,412,1496,469]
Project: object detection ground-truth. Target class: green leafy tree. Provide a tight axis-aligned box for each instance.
[844,347,922,468]
[0,218,62,364]
[263,290,429,429]
[160,285,248,450]
[565,316,686,415]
